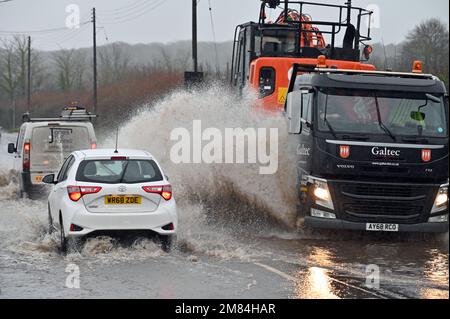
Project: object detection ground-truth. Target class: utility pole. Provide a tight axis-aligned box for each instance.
[184,0,203,88]
[27,36,31,112]
[92,7,98,116]
[192,0,198,72]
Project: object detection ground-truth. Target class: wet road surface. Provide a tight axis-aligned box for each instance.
[0,132,448,299]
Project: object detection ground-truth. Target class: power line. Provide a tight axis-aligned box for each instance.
[97,0,152,16]
[0,20,90,36]
[97,0,169,25]
[97,0,160,20]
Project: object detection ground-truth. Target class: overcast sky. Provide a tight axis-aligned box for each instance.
[0,0,448,51]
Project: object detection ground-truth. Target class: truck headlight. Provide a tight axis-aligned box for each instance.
[311,177,334,210]
[431,182,448,214]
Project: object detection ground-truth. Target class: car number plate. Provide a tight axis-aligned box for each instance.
[105,196,142,205]
[366,223,399,232]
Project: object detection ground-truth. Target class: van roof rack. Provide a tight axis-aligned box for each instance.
[22,107,97,123]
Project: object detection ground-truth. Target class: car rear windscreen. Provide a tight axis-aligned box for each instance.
[31,126,91,171]
[76,160,163,184]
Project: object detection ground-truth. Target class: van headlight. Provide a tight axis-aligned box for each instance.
[310,177,334,210]
[431,182,448,214]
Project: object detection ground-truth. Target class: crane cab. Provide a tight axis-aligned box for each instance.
[231,0,377,111]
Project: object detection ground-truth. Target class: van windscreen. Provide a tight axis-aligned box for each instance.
[31,126,90,171]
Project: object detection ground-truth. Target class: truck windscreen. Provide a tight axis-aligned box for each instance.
[317,89,448,138]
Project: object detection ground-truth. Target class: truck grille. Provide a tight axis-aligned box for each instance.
[332,182,437,224]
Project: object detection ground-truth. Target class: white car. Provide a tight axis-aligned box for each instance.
[43,149,177,253]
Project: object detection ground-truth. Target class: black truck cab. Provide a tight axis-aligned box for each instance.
[286,65,449,233]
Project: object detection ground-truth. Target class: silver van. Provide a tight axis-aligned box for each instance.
[8,108,97,198]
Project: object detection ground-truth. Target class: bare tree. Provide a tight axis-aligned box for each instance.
[0,38,21,102]
[402,19,449,85]
[99,43,130,85]
[53,49,86,91]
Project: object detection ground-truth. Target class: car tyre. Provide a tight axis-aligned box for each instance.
[59,217,68,254]
[48,204,54,234]
[160,235,174,253]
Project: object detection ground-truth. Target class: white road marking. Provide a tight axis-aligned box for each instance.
[254,262,297,282]
[254,262,392,299]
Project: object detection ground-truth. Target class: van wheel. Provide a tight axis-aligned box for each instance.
[160,235,174,253]
[48,205,54,234]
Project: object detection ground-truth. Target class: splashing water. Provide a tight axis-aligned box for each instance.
[0,86,302,265]
[105,85,299,235]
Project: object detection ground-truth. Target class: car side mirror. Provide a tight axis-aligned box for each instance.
[42,174,57,185]
[7,143,16,154]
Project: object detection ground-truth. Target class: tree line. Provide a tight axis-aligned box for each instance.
[0,18,448,131]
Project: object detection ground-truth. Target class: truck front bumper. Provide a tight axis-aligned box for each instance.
[305,216,449,233]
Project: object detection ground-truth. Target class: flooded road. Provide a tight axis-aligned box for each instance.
[0,192,447,299]
[0,89,448,300]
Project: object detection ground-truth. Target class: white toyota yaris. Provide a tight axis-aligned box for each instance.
[43,149,177,253]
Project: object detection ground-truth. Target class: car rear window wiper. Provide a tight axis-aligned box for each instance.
[374,94,396,141]
[119,162,130,184]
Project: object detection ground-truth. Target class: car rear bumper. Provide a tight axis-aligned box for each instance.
[305,217,449,233]
[67,204,178,238]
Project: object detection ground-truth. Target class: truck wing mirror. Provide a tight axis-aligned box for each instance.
[286,92,302,134]
[7,143,16,154]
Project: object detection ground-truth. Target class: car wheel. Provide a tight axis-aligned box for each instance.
[59,216,68,254]
[47,205,54,234]
[160,235,174,253]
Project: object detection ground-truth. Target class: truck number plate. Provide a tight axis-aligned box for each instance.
[366,223,399,232]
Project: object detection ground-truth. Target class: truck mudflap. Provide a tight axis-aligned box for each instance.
[305,216,449,233]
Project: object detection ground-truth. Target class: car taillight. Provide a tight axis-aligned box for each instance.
[67,186,102,202]
[23,142,31,171]
[142,185,172,201]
